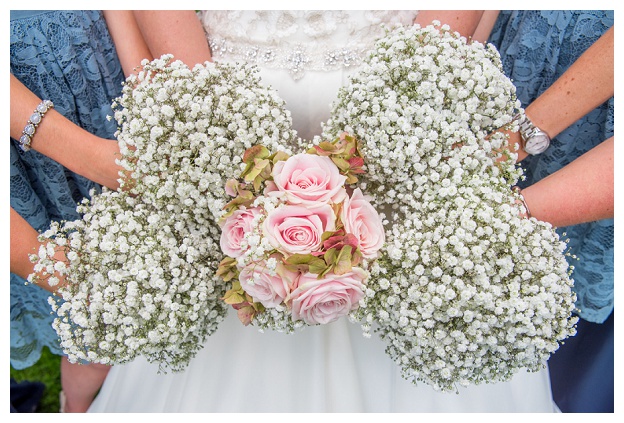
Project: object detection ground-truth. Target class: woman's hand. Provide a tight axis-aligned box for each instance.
[10,207,68,293]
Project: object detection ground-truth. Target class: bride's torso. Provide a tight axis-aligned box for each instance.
[199,10,418,139]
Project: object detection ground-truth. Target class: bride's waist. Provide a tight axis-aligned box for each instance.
[208,36,370,80]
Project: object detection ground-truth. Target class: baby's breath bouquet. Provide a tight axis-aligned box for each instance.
[29,56,297,371]
[324,23,578,391]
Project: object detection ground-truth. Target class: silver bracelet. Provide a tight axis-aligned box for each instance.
[512,186,532,218]
[18,99,54,152]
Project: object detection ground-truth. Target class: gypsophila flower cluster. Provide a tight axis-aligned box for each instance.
[28,56,298,371]
[325,23,578,392]
[218,134,384,333]
[325,22,523,200]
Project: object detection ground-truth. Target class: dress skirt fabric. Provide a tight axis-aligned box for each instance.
[90,313,557,412]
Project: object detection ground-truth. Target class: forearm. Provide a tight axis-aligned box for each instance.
[11,75,122,190]
[103,10,153,77]
[10,208,41,281]
[521,137,613,227]
[133,10,212,67]
[526,27,613,140]
[472,10,499,43]
[509,26,614,161]
[414,10,484,38]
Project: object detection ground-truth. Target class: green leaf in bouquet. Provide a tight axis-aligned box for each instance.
[321,230,338,243]
[242,144,270,164]
[222,290,247,305]
[241,157,273,192]
[243,158,268,182]
[345,174,358,184]
[271,150,290,164]
[332,245,354,275]
[284,253,315,265]
[345,156,366,182]
[225,178,248,198]
[308,140,345,156]
[283,253,328,276]
[222,189,255,217]
[308,260,331,277]
[216,257,238,282]
[350,248,363,267]
[322,247,338,265]
[222,280,247,305]
[330,156,351,172]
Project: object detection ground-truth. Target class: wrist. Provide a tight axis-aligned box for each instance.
[514,111,551,156]
[512,186,532,219]
[508,131,528,162]
[18,100,55,152]
[89,137,124,190]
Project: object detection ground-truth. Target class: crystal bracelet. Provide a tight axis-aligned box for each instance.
[18,99,54,152]
[512,186,532,218]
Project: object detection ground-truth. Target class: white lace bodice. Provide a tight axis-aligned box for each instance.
[199,10,418,79]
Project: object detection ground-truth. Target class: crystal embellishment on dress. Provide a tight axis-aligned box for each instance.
[286,46,309,78]
[209,37,366,80]
[201,10,419,80]
[325,48,360,67]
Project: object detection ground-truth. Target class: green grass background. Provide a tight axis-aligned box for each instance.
[10,347,62,413]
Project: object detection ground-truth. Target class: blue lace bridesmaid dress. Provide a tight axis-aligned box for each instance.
[488,10,614,412]
[10,10,125,369]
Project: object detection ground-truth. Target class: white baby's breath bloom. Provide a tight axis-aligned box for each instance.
[29,56,298,372]
[338,24,577,392]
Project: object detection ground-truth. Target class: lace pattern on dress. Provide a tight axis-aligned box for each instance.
[489,11,614,323]
[200,10,418,79]
[10,10,124,368]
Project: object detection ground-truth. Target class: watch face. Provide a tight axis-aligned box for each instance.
[525,134,550,155]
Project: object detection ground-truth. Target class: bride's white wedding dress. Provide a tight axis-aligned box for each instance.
[88,11,558,412]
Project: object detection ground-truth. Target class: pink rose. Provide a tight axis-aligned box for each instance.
[239,259,300,308]
[263,204,336,256]
[290,268,367,325]
[341,188,385,259]
[220,207,263,258]
[271,154,347,206]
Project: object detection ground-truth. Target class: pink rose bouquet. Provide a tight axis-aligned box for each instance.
[217,133,384,330]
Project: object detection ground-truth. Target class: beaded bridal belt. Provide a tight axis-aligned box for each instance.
[208,36,369,80]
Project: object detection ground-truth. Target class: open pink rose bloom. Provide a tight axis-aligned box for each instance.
[220,207,263,258]
[263,204,336,256]
[290,268,367,325]
[271,153,347,206]
[341,188,385,259]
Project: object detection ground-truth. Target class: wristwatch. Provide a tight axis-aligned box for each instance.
[514,113,551,155]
